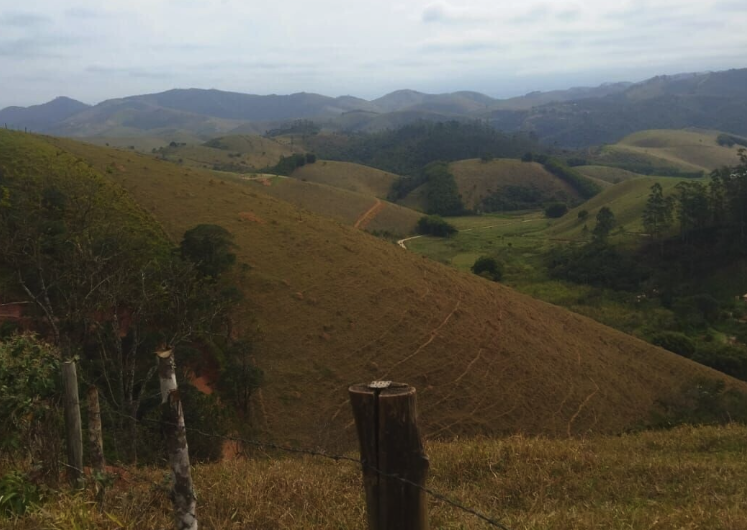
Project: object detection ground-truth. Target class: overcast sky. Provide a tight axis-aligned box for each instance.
[1,0,746,108]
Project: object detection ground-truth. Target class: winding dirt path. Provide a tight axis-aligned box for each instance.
[354,198,385,229]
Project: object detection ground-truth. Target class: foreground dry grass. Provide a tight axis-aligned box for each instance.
[7,425,747,529]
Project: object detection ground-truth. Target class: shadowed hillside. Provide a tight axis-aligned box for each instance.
[9,131,742,452]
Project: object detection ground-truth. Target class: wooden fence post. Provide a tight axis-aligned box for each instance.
[349,381,429,530]
[157,349,198,530]
[87,385,105,475]
[62,360,84,485]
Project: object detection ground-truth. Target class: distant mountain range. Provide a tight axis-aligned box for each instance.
[2,68,746,148]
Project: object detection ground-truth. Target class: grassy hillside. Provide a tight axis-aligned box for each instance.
[290,160,398,198]
[594,129,743,174]
[156,134,298,171]
[240,175,420,235]
[26,132,744,451]
[9,424,747,529]
[450,158,582,210]
[575,164,643,184]
[550,176,689,239]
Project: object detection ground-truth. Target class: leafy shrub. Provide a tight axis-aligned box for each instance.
[541,158,601,199]
[305,153,317,164]
[180,224,237,279]
[471,256,503,281]
[544,202,568,218]
[480,185,544,212]
[547,244,649,291]
[673,294,721,328]
[650,331,696,357]
[0,471,42,517]
[653,378,747,427]
[693,343,747,381]
[422,162,464,216]
[416,215,457,237]
[0,334,62,484]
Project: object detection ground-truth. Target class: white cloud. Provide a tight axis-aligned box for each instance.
[0,0,745,107]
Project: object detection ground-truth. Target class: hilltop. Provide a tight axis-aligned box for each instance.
[8,130,736,450]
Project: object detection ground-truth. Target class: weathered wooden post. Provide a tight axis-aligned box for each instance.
[62,360,84,485]
[349,381,429,530]
[157,349,198,530]
[87,385,105,474]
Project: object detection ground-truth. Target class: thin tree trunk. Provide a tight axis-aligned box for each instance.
[87,385,106,475]
[158,349,197,530]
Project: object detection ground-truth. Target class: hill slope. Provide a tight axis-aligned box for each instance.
[449,158,582,210]
[19,131,743,451]
[0,96,90,131]
[290,160,398,198]
[550,176,689,239]
[240,176,421,235]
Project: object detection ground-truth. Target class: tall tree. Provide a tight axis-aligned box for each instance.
[642,183,675,240]
[593,207,616,245]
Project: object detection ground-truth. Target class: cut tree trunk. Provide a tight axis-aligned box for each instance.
[157,349,198,530]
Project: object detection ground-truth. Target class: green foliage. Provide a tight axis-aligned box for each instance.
[180,224,237,279]
[692,343,747,381]
[307,120,540,175]
[422,162,464,216]
[481,185,544,212]
[541,158,601,199]
[0,334,61,455]
[416,215,457,237]
[216,340,263,416]
[305,153,317,164]
[577,210,589,221]
[0,471,43,518]
[471,256,503,282]
[592,207,616,244]
[547,243,649,291]
[650,331,696,357]
[270,153,309,175]
[673,294,721,328]
[655,378,747,427]
[642,183,675,239]
[544,202,568,218]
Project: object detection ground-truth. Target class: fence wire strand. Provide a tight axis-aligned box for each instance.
[105,408,513,530]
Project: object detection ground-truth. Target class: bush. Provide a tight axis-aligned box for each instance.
[416,215,457,237]
[544,202,568,218]
[305,153,317,164]
[577,210,589,221]
[471,256,503,281]
[650,331,696,357]
[180,224,237,279]
[693,343,747,380]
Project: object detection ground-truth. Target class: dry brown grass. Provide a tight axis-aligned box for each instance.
[7,424,747,529]
[450,159,582,210]
[292,160,398,199]
[23,132,746,454]
[241,177,421,236]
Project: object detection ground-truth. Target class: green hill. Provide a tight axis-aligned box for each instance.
[550,176,690,239]
[6,130,740,452]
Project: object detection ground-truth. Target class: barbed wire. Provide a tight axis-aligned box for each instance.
[105,407,513,530]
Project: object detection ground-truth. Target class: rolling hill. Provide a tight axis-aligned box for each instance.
[5,67,747,148]
[290,160,398,198]
[550,176,689,239]
[450,158,582,210]
[240,175,421,235]
[156,134,299,171]
[13,129,740,452]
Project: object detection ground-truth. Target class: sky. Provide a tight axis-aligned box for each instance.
[1,0,746,108]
